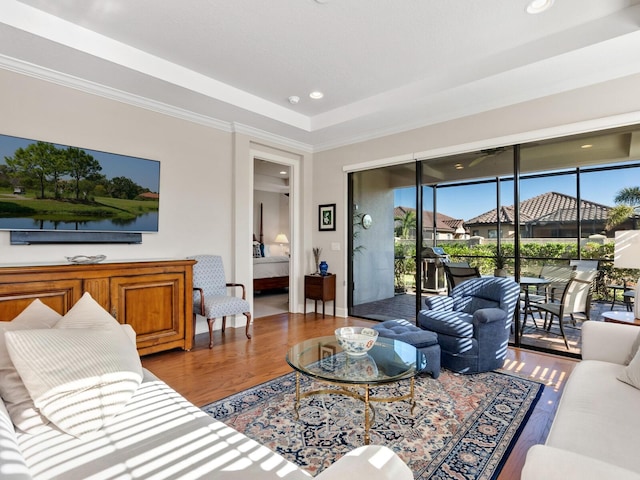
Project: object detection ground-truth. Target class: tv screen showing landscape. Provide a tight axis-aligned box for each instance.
[0,134,160,232]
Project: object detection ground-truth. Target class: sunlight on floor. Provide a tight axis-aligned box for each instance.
[502,358,568,392]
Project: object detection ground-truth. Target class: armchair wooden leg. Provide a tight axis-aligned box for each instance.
[244,312,252,339]
[207,318,214,349]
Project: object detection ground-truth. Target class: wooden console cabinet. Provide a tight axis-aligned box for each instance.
[0,259,195,355]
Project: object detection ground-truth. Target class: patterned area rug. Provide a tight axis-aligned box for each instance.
[202,370,543,479]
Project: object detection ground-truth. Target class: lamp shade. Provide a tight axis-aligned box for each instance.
[614,231,640,319]
[274,233,289,244]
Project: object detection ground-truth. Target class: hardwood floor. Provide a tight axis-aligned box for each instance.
[141,313,578,480]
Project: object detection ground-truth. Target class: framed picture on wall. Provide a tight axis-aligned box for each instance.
[319,204,336,231]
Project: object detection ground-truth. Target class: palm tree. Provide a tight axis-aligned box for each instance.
[606,186,640,230]
[615,186,640,206]
[395,209,416,239]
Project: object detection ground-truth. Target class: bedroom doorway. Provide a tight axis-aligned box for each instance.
[253,158,291,318]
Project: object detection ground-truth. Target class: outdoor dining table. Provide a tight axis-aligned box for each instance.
[509,276,552,334]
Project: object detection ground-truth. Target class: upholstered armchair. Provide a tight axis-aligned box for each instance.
[418,276,520,374]
[189,254,252,348]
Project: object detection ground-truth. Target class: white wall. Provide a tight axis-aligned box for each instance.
[0,68,234,265]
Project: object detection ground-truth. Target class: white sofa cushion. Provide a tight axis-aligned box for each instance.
[0,299,62,433]
[17,370,312,480]
[6,326,143,438]
[0,396,32,480]
[523,445,640,480]
[545,359,640,474]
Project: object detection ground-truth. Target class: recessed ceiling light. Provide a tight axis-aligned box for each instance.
[581,144,593,149]
[526,0,554,14]
[288,95,300,105]
[309,91,324,100]
[455,163,464,170]
[279,171,287,175]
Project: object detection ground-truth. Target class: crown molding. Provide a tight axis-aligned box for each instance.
[232,123,313,153]
[0,54,314,153]
[0,54,235,133]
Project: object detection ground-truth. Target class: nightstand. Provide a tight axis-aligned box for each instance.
[304,274,336,318]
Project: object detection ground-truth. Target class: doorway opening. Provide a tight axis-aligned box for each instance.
[253,158,291,318]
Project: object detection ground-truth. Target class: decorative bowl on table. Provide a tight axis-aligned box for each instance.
[65,255,107,264]
[335,327,379,356]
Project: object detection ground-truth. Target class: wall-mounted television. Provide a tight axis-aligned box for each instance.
[0,133,160,238]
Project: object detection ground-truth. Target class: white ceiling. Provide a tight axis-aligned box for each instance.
[2,0,640,151]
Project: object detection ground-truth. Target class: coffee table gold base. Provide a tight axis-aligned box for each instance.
[294,371,416,445]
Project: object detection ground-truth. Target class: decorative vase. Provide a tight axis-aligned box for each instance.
[319,261,329,276]
[494,268,507,277]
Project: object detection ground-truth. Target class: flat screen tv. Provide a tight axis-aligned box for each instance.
[0,133,160,236]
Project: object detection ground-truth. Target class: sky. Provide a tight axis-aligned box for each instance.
[0,133,160,192]
[394,169,638,221]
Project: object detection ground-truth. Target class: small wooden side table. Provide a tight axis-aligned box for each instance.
[601,311,640,326]
[304,274,336,318]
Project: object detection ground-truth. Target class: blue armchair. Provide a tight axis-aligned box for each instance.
[417,276,520,374]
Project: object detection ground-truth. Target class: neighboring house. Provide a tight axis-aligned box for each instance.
[465,192,617,239]
[394,206,467,240]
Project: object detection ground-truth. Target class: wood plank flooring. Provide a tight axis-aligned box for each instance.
[141,313,578,480]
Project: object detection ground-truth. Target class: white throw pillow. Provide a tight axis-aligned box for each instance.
[5,326,143,438]
[618,346,640,389]
[0,299,62,433]
[625,331,640,365]
[55,291,121,329]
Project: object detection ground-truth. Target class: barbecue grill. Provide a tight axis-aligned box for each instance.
[422,246,449,292]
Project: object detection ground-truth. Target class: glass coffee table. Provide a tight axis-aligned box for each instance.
[286,335,426,444]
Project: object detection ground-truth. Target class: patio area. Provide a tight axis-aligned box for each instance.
[351,291,632,356]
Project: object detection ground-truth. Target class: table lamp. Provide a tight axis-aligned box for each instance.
[275,233,289,255]
[614,231,640,319]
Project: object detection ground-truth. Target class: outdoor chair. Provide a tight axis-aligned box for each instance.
[418,276,520,374]
[522,265,576,325]
[529,264,576,303]
[530,269,597,349]
[569,259,599,271]
[189,254,252,348]
[443,264,481,294]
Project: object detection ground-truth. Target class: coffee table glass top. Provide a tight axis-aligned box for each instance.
[286,336,426,385]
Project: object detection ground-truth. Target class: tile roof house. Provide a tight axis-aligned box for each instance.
[465,192,614,238]
[394,206,467,240]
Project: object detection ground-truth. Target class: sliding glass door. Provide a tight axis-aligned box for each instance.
[348,124,640,357]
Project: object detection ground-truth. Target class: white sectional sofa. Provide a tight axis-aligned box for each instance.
[522,321,640,480]
[0,295,412,480]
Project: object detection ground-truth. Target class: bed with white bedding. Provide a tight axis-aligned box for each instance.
[253,255,289,291]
